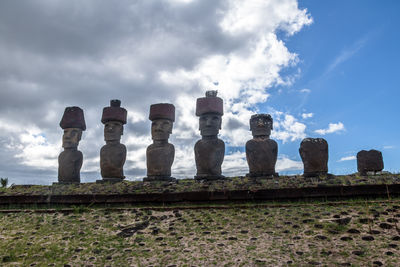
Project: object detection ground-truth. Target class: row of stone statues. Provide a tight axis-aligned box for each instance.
[58,100,128,184]
[57,91,384,184]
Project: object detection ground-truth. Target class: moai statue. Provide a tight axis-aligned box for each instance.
[144,103,176,182]
[246,114,278,178]
[100,100,127,182]
[357,149,384,175]
[58,106,86,184]
[194,90,225,180]
[299,138,329,177]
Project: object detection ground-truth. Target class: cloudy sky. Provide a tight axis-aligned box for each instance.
[0,0,399,185]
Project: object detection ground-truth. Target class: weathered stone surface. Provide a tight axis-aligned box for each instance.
[146,142,175,180]
[100,142,126,179]
[59,107,86,130]
[58,149,83,184]
[149,103,175,122]
[195,90,223,116]
[246,138,277,177]
[58,107,85,184]
[195,138,225,179]
[145,103,176,182]
[101,99,127,124]
[299,138,328,177]
[194,91,225,180]
[100,100,127,180]
[246,114,278,177]
[357,149,384,175]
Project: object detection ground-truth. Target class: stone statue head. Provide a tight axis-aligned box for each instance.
[59,106,86,149]
[250,114,273,137]
[151,119,173,141]
[196,91,223,137]
[199,113,222,136]
[104,120,123,142]
[299,138,328,159]
[62,128,82,148]
[299,138,329,174]
[149,103,175,142]
[357,149,384,174]
[101,99,127,143]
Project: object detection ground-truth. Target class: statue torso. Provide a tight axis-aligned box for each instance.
[246,138,277,176]
[146,143,175,177]
[58,149,83,183]
[299,144,328,174]
[194,138,225,176]
[100,143,126,178]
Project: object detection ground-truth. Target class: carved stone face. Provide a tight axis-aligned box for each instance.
[199,113,222,137]
[62,128,82,148]
[250,117,272,137]
[151,119,173,141]
[104,121,123,141]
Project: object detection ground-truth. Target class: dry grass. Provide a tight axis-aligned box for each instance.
[1,173,400,196]
[1,199,400,266]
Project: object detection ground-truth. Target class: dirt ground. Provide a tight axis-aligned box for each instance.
[1,200,399,266]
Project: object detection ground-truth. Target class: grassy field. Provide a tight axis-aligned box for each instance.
[1,173,400,196]
[1,199,400,266]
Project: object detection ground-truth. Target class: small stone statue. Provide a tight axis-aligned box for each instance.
[144,103,176,182]
[100,100,127,182]
[357,149,384,175]
[194,91,225,180]
[299,138,329,177]
[246,114,278,178]
[58,106,86,184]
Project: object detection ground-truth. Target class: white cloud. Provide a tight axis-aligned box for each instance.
[161,32,298,103]
[315,122,345,135]
[383,145,395,150]
[172,144,197,178]
[167,0,194,4]
[272,113,306,143]
[324,34,371,75]
[222,152,304,176]
[15,132,60,169]
[0,0,313,183]
[300,88,311,93]
[301,112,313,119]
[338,155,356,162]
[221,0,312,36]
[222,151,248,177]
[276,155,303,172]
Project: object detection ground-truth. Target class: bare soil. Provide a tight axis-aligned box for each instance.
[1,199,400,266]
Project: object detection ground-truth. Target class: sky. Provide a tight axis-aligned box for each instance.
[0,0,399,185]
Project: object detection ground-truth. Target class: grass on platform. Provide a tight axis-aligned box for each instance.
[1,173,400,196]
